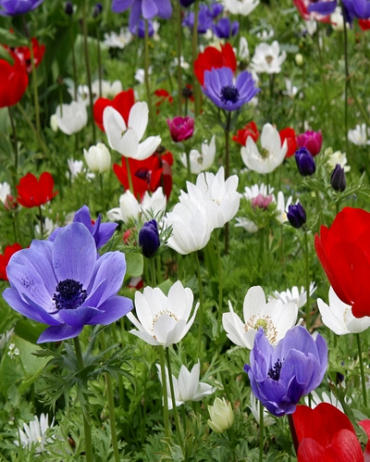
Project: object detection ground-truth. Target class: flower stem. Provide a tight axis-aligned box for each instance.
[125,156,134,194]
[29,38,41,141]
[215,230,223,337]
[96,25,103,98]
[73,336,94,462]
[144,20,154,125]
[340,0,349,155]
[356,333,368,407]
[38,206,44,237]
[194,251,204,355]
[287,413,299,455]
[165,347,185,455]
[224,112,231,254]
[70,19,78,100]
[176,0,183,114]
[304,229,310,331]
[192,0,200,117]
[185,150,192,182]
[8,106,18,186]
[158,347,171,439]
[17,103,48,156]
[259,401,264,462]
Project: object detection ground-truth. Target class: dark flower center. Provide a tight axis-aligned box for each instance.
[53,279,87,311]
[135,168,151,183]
[268,359,283,381]
[220,85,239,104]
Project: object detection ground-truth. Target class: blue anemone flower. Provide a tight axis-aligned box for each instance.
[308,0,370,24]
[202,67,260,111]
[182,5,213,33]
[0,0,45,16]
[112,0,172,29]
[3,222,133,343]
[244,326,328,417]
[213,17,239,39]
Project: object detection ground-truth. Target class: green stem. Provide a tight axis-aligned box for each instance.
[194,251,204,355]
[340,0,349,155]
[82,0,97,144]
[29,38,41,140]
[17,103,48,156]
[215,230,223,337]
[304,229,310,331]
[192,0,200,117]
[73,337,94,462]
[287,413,298,456]
[70,19,78,100]
[185,150,192,182]
[100,332,121,462]
[165,347,185,455]
[176,1,183,114]
[96,25,103,98]
[144,20,154,125]
[125,156,134,194]
[158,347,171,439]
[38,206,44,237]
[356,333,368,407]
[348,82,370,127]
[8,107,18,186]
[224,112,231,254]
[259,401,264,462]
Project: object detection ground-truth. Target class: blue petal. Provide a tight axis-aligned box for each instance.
[87,295,133,325]
[155,0,172,18]
[308,0,337,15]
[38,324,83,343]
[73,205,94,232]
[111,0,134,13]
[58,306,101,327]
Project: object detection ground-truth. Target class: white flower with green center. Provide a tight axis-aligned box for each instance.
[222,286,298,349]
[14,414,53,452]
[127,281,198,347]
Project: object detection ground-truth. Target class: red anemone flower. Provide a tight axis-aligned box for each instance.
[359,19,370,30]
[315,207,370,318]
[233,121,259,146]
[93,88,135,132]
[5,37,46,73]
[293,403,370,462]
[16,172,58,208]
[113,150,173,200]
[0,53,28,108]
[280,127,297,158]
[154,89,173,113]
[194,42,237,86]
[0,243,22,281]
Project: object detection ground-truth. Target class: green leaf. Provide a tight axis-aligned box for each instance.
[0,29,28,47]
[125,252,144,277]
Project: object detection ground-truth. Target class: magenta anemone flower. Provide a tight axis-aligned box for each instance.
[3,223,133,343]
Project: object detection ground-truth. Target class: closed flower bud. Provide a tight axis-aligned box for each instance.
[331,164,346,192]
[167,116,194,142]
[50,114,58,133]
[139,220,160,258]
[84,143,111,173]
[295,53,304,66]
[295,147,316,176]
[65,1,74,15]
[287,203,306,229]
[93,2,103,18]
[208,398,234,433]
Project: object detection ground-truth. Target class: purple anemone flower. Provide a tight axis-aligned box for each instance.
[213,17,239,39]
[244,326,327,417]
[209,1,224,18]
[49,205,117,250]
[112,0,172,29]
[202,67,260,112]
[308,0,370,23]
[182,5,213,33]
[130,18,155,38]
[0,0,45,16]
[3,222,133,343]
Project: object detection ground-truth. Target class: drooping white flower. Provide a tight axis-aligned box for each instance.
[0,182,11,204]
[251,41,286,74]
[14,414,53,452]
[84,143,111,173]
[156,361,216,410]
[283,78,298,99]
[222,0,259,16]
[55,101,88,135]
[269,283,316,309]
[127,281,199,347]
[67,159,94,182]
[249,392,275,426]
[241,123,287,174]
[222,286,298,349]
[238,36,250,60]
[318,287,370,335]
[103,103,161,160]
[102,28,132,49]
[304,19,317,36]
[348,123,369,146]
[180,135,216,174]
[276,191,293,224]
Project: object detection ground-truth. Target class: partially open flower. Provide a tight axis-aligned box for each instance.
[208,398,234,433]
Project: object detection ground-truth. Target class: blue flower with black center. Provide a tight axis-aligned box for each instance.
[3,222,133,343]
[202,67,260,112]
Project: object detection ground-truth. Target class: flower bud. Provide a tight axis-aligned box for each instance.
[295,147,316,176]
[287,203,306,229]
[167,116,194,142]
[295,53,304,66]
[180,0,196,6]
[208,398,234,433]
[331,164,346,192]
[93,2,102,18]
[84,143,111,173]
[296,130,322,156]
[50,114,58,133]
[64,1,74,15]
[139,220,160,258]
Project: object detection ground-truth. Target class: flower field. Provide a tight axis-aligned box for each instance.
[0,0,370,460]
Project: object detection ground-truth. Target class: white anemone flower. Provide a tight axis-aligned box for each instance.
[318,287,370,335]
[241,123,287,174]
[55,101,88,135]
[238,36,250,60]
[222,286,298,349]
[102,28,132,49]
[276,191,293,224]
[67,84,90,106]
[251,41,287,74]
[283,78,298,99]
[127,281,199,347]
[156,362,216,410]
[325,148,350,172]
[0,182,11,204]
[183,166,240,229]
[14,414,53,452]
[103,103,161,160]
[348,123,369,146]
[269,283,316,310]
[304,389,351,412]
[84,143,111,174]
[180,135,216,174]
[223,0,260,16]
[91,79,123,100]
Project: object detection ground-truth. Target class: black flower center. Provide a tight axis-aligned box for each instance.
[220,85,239,104]
[135,168,151,183]
[53,279,87,311]
[268,359,283,381]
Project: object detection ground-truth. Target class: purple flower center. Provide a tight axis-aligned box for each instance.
[268,359,283,381]
[220,85,239,104]
[53,279,87,311]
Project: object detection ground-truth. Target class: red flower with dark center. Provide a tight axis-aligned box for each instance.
[315,207,370,318]
[293,403,370,461]
[16,172,58,208]
[5,37,45,73]
[194,42,237,86]
[154,89,173,113]
[0,243,22,280]
[280,127,297,158]
[233,121,259,146]
[359,19,370,30]
[113,150,173,200]
[0,53,28,108]
[93,88,135,132]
